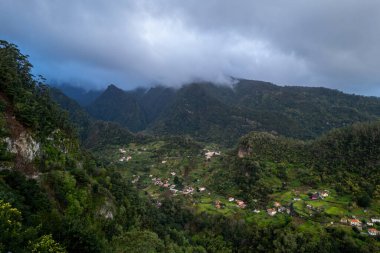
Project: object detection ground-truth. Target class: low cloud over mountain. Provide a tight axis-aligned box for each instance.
[1,0,380,95]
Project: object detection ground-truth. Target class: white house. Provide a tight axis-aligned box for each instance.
[368,228,379,236]
[267,208,277,216]
[349,219,361,227]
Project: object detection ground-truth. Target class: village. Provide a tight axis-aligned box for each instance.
[107,144,380,237]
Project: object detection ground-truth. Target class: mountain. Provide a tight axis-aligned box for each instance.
[54,84,103,106]
[84,80,380,145]
[137,86,176,123]
[151,83,255,144]
[49,87,137,150]
[87,84,147,132]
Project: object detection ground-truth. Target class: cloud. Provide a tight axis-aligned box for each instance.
[0,0,379,95]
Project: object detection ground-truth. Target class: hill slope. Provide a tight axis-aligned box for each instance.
[53,84,102,106]
[83,80,380,145]
[49,87,137,150]
[87,84,147,132]
[237,120,380,196]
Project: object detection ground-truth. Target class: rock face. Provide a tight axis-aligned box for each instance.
[4,132,40,162]
[99,200,115,220]
[237,147,250,158]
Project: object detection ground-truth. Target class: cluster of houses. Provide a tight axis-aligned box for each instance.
[214,198,247,209]
[227,197,247,208]
[118,148,132,162]
[152,177,172,188]
[119,156,132,162]
[340,217,380,236]
[267,202,291,216]
[151,175,199,196]
[310,190,329,200]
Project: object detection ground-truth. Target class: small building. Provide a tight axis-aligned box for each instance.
[236,200,246,209]
[366,222,374,226]
[274,201,281,207]
[154,180,163,186]
[340,218,348,224]
[371,218,380,223]
[349,219,362,227]
[228,197,235,202]
[126,156,132,161]
[199,187,206,192]
[267,208,277,216]
[253,209,260,213]
[162,160,167,164]
[368,228,379,236]
[215,200,222,209]
[293,198,301,201]
[310,194,319,200]
[320,190,329,198]
[119,148,126,154]
[170,172,176,176]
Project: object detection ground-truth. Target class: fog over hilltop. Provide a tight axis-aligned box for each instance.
[1,0,380,96]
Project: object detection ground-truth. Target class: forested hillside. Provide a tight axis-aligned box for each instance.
[50,88,137,150]
[82,80,380,146]
[236,121,380,203]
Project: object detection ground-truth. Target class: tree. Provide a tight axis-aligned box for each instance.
[112,230,165,253]
[0,200,23,251]
[356,192,371,208]
[30,234,66,253]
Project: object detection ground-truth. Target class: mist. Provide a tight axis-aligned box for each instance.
[1,0,380,95]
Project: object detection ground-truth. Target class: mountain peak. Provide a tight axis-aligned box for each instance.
[106,84,123,92]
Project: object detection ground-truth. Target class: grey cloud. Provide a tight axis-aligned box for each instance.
[0,0,379,95]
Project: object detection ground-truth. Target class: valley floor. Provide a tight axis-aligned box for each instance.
[93,140,380,238]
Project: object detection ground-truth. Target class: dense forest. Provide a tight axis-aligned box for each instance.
[81,79,380,146]
[1,40,380,252]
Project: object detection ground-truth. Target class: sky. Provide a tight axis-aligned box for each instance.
[1,0,380,96]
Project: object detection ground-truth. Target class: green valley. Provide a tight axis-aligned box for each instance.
[1,40,380,253]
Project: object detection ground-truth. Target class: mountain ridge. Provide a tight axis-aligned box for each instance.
[80,80,380,145]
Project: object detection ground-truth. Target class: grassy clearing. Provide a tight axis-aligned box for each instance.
[325,206,346,216]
